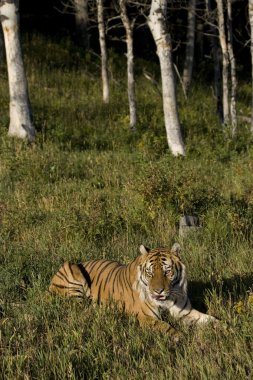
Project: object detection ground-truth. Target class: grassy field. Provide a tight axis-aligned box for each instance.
[0,33,253,379]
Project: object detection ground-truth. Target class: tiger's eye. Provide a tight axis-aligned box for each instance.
[165,269,173,277]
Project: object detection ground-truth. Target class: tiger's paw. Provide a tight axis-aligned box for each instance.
[206,315,220,325]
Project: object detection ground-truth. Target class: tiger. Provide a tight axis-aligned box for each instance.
[49,243,217,341]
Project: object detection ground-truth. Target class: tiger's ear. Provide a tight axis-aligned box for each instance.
[171,243,181,257]
[139,245,150,255]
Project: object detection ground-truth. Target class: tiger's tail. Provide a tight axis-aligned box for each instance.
[49,262,91,298]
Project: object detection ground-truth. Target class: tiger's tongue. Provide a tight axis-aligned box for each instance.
[153,295,166,301]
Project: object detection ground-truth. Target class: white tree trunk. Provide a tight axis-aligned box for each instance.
[73,0,89,49]
[227,0,237,133]
[206,0,223,122]
[249,0,253,133]
[97,0,109,103]
[148,0,185,156]
[0,27,4,61]
[0,0,35,141]
[196,19,204,61]
[119,0,137,129]
[216,0,229,125]
[183,0,196,94]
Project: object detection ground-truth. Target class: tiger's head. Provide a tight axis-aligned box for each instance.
[137,243,187,304]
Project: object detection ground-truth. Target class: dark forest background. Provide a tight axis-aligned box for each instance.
[18,0,251,75]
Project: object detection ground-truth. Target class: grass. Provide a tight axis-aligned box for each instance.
[0,33,253,379]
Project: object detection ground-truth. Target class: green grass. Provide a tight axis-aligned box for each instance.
[0,33,253,379]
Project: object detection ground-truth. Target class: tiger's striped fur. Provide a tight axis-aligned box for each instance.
[49,244,217,340]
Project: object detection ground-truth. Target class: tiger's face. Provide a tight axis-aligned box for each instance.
[138,244,186,303]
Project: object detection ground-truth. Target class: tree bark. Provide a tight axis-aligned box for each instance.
[119,0,137,129]
[183,0,196,94]
[148,0,185,156]
[249,0,253,133]
[227,0,237,133]
[0,26,4,61]
[196,18,204,61]
[73,0,89,49]
[97,0,109,103]
[216,0,229,125]
[0,0,35,141]
[206,0,223,123]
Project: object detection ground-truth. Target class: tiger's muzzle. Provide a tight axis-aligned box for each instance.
[151,288,170,301]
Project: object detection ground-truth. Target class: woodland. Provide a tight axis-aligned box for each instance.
[0,0,253,379]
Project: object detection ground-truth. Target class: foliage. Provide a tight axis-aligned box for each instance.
[0,33,252,379]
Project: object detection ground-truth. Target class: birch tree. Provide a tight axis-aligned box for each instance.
[183,0,196,94]
[216,0,229,125]
[148,0,185,156]
[97,0,109,103]
[0,27,3,61]
[0,0,35,141]
[249,0,253,133]
[227,0,236,132]
[215,0,237,130]
[73,0,89,49]
[119,0,137,129]
[206,0,223,122]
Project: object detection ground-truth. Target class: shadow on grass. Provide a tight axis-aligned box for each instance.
[188,272,253,312]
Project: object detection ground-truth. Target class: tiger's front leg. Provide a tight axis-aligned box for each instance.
[137,315,182,342]
[168,296,217,325]
[181,309,217,325]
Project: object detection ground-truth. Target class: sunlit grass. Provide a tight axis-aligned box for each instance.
[0,33,252,379]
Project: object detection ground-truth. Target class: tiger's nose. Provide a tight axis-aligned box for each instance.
[154,288,164,294]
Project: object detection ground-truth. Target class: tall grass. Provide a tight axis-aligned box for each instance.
[0,33,252,379]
